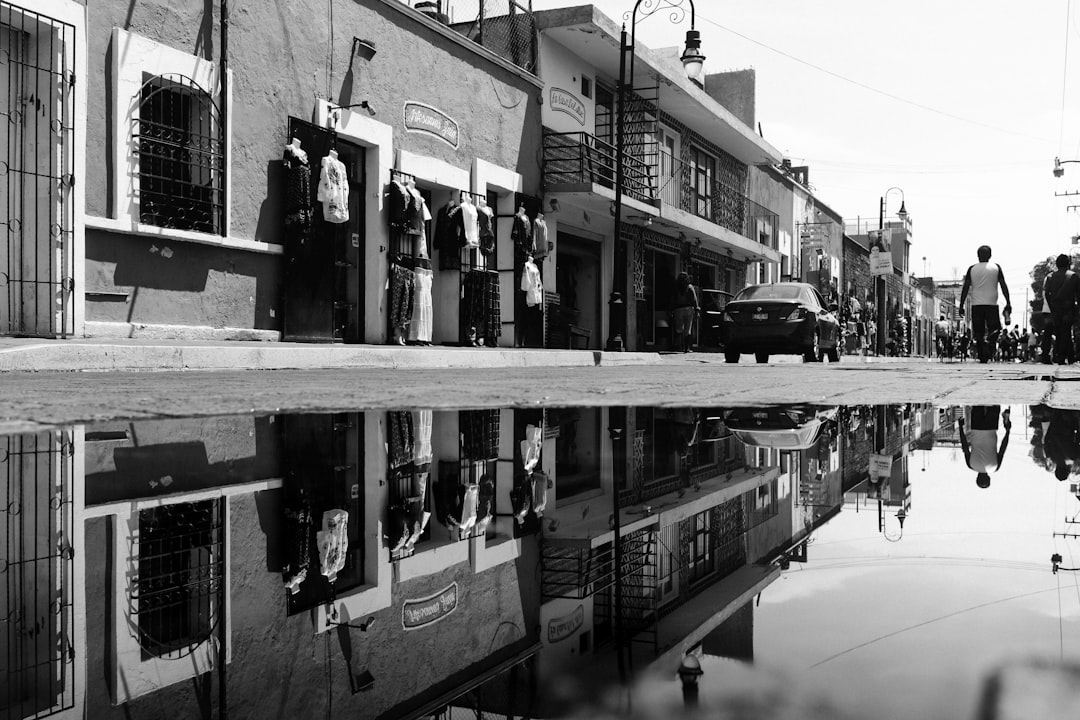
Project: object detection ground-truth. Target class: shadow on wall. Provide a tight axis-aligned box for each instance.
[86,231,281,329]
[255,158,287,246]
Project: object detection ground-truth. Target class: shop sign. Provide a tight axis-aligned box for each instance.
[547,604,584,643]
[869,454,893,479]
[404,102,460,149]
[549,87,586,126]
[402,582,458,630]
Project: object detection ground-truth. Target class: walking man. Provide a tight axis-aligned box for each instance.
[959,406,1011,489]
[1041,253,1080,364]
[959,245,1012,364]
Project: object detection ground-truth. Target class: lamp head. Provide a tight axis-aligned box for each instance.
[677,654,704,685]
[897,201,908,221]
[1055,157,1064,178]
[681,29,705,80]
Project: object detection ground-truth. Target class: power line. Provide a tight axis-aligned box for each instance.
[698,14,1056,146]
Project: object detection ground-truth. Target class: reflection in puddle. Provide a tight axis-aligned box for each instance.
[3,405,1079,718]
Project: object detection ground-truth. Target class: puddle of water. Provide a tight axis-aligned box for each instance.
[3,404,1077,719]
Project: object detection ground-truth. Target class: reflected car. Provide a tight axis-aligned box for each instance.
[696,288,734,351]
[724,405,838,451]
[719,282,840,363]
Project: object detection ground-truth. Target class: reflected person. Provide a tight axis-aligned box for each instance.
[959,406,1012,488]
[1042,407,1080,481]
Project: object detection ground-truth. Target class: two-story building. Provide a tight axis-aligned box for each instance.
[535,5,783,351]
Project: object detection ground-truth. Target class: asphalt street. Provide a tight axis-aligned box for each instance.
[2,354,1076,431]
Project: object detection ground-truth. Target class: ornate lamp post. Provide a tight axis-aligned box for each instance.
[608,0,705,351]
[875,187,907,355]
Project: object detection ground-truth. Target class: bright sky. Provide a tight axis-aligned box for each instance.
[532,0,1079,305]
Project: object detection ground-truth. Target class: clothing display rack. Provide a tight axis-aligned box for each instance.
[509,192,545,348]
[385,409,433,561]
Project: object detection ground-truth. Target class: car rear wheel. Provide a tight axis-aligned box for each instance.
[804,331,820,363]
[725,351,740,364]
[755,351,769,364]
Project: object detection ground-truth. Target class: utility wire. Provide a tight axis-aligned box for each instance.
[697,14,1056,146]
[808,587,1058,669]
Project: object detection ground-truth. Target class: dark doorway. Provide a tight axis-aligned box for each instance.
[282,118,365,343]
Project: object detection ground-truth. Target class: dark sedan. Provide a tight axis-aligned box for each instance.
[720,282,841,363]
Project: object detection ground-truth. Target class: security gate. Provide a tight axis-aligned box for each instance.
[0,2,77,337]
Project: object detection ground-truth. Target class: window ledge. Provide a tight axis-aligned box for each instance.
[85,215,283,255]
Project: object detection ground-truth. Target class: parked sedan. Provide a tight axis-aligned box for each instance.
[719,282,840,363]
[724,405,838,450]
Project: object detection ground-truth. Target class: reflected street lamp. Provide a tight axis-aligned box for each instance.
[881,505,907,543]
[876,187,907,355]
[609,0,705,351]
[677,653,704,708]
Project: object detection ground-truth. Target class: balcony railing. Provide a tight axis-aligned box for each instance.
[658,152,778,247]
[543,130,655,204]
[542,133,779,249]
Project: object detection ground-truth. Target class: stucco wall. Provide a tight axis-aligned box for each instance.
[82,493,541,720]
[704,69,756,129]
[82,0,541,332]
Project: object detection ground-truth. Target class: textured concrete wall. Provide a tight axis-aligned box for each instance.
[704,69,756,130]
[82,0,541,331]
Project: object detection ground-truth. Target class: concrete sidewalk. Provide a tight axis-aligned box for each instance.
[0,337,663,372]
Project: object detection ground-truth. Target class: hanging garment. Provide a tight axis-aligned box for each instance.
[452,483,480,535]
[386,180,411,232]
[435,202,464,269]
[390,263,415,335]
[407,267,434,343]
[531,471,548,516]
[533,215,549,259]
[316,509,349,583]
[521,259,543,308]
[413,410,434,464]
[406,187,430,238]
[283,143,312,240]
[474,475,495,536]
[460,200,480,249]
[388,410,414,469]
[478,204,496,256]
[520,423,543,474]
[317,152,350,223]
[511,213,532,254]
[464,270,502,346]
[511,475,532,524]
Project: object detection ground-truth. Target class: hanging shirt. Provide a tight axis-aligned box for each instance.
[533,215,549,259]
[316,509,349,582]
[460,201,480,248]
[511,213,532,254]
[478,204,495,255]
[317,153,349,223]
[387,180,410,231]
[520,423,543,473]
[521,259,543,307]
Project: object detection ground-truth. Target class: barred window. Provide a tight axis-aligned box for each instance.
[135,74,224,234]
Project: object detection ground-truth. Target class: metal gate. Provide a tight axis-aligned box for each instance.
[1,429,76,720]
[0,3,77,337]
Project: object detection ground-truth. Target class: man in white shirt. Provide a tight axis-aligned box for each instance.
[959,245,1012,364]
[959,406,1011,488]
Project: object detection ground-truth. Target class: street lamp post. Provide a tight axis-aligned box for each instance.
[608,0,705,351]
[876,188,907,356]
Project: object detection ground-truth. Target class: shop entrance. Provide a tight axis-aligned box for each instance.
[551,233,600,349]
[282,118,365,343]
[639,247,677,350]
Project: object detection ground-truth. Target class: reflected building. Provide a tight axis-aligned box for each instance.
[1,403,959,720]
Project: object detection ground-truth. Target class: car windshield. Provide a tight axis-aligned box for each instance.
[735,285,803,301]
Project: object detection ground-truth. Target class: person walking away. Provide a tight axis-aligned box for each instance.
[959,245,1012,364]
[1019,327,1031,362]
[934,315,952,359]
[1041,253,1080,364]
[670,271,699,353]
[959,405,1011,489]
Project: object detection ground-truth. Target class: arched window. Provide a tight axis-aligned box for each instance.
[134,74,224,235]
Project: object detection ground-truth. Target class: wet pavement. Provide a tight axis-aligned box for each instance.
[5,398,1080,719]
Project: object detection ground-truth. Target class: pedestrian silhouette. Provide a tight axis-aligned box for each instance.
[959,405,1011,488]
[1040,253,1080,364]
[959,245,1012,363]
